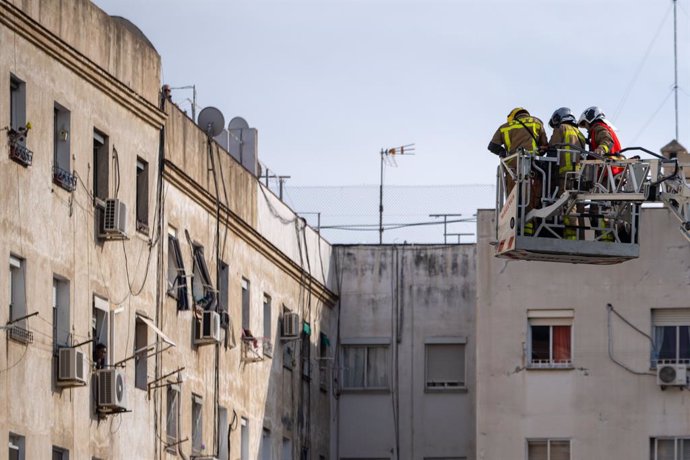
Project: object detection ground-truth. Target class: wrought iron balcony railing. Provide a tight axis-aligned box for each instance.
[8,139,33,167]
[53,165,77,192]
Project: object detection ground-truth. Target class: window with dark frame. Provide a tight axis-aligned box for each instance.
[52,277,70,350]
[192,394,203,455]
[134,318,148,390]
[52,445,69,460]
[301,328,311,379]
[8,432,24,460]
[192,245,214,309]
[9,75,26,132]
[92,130,109,202]
[242,278,250,333]
[53,103,73,191]
[167,229,189,310]
[9,256,26,328]
[136,158,149,232]
[166,385,179,449]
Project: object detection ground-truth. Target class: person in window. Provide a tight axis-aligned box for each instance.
[94,343,107,369]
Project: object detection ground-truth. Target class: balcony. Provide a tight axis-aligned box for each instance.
[53,166,77,192]
[241,331,270,363]
[8,138,33,167]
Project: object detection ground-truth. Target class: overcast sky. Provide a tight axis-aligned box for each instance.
[94,0,689,188]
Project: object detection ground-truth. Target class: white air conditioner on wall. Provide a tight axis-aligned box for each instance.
[281,312,300,338]
[57,348,87,387]
[97,368,127,412]
[194,310,221,345]
[99,198,127,239]
[657,364,688,386]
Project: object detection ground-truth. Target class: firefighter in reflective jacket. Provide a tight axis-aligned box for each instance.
[488,108,548,235]
[578,106,624,242]
[548,107,586,240]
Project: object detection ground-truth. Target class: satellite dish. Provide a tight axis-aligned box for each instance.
[197,107,225,137]
[228,116,250,130]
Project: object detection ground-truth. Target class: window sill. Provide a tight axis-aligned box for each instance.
[136,221,149,235]
[526,363,574,370]
[340,387,391,394]
[425,385,468,393]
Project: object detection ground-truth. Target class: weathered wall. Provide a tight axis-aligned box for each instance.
[5,0,161,104]
[0,0,163,458]
[334,245,476,460]
[475,207,690,460]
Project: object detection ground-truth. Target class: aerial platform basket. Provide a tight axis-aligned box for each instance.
[494,147,688,265]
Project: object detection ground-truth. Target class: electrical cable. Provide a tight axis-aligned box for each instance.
[631,88,675,144]
[612,3,673,122]
[606,303,655,376]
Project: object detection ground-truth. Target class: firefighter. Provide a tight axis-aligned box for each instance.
[578,106,624,242]
[549,107,586,240]
[488,108,548,235]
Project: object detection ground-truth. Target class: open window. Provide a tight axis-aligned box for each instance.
[53,102,74,192]
[192,394,203,456]
[52,277,70,349]
[192,244,215,309]
[527,310,573,369]
[241,278,250,333]
[131,312,175,380]
[92,295,111,368]
[8,75,31,167]
[166,384,180,451]
[8,255,31,344]
[136,158,149,233]
[167,227,189,310]
[92,130,109,202]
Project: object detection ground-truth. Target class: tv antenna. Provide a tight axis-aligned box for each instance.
[169,85,197,121]
[378,144,415,244]
[673,0,679,140]
[197,107,225,138]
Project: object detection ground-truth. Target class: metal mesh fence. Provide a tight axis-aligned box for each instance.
[280,184,496,244]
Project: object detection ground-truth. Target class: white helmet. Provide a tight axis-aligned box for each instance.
[579,106,606,127]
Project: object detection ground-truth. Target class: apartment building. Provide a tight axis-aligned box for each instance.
[333,245,476,460]
[0,1,337,459]
[475,207,690,460]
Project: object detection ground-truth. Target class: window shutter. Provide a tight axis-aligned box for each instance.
[653,308,690,326]
[427,344,465,386]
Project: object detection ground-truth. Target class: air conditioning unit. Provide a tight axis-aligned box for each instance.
[281,312,300,338]
[194,310,221,345]
[97,368,127,412]
[57,348,87,387]
[99,198,127,239]
[657,364,688,386]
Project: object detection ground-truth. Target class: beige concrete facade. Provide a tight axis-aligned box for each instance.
[0,1,337,459]
[476,207,690,460]
[333,245,476,460]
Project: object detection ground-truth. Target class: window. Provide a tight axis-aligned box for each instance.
[241,417,249,460]
[650,437,690,459]
[192,394,203,455]
[283,306,295,369]
[9,255,26,327]
[242,278,250,332]
[93,130,109,201]
[282,438,292,460]
[319,332,331,391]
[263,294,272,356]
[134,318,147,390]
[218,406,229,460]
[192,245,214,309]
[92,295,110,368]
[527,439,570,460]
[8,433,24,460]
[136,158,149,232]
[166,384,180,449]
[52,446,69,460]
[425,340,466,390]
[652,309,690,366]
[301,327,311,379]
[342,343,390,390]
[528,310,573,368]
[10,75,26,133]
[53,103,74,191]
[218,260,229,317]
[261,428,271,460]
[53,277,70,350]
[167,227,189,310]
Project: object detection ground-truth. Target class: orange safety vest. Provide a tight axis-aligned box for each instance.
[589,121,623,175]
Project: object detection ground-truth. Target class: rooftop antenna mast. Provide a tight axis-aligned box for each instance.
[170,85,197,121]
[378,144,415,244]
[674,0,679,140]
